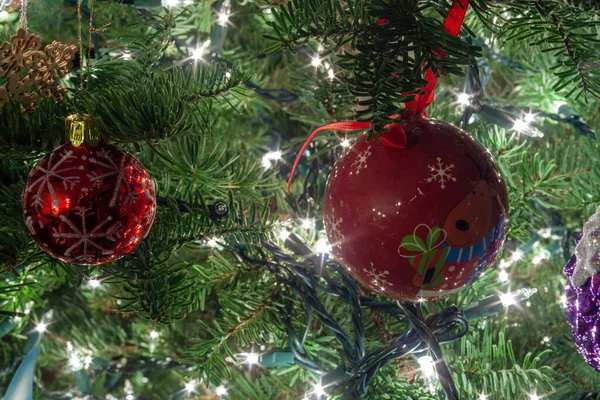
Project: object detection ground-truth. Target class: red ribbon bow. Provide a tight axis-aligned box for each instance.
[287,0,470,193]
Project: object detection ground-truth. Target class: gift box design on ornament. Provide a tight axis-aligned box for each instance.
[399,157,508,298]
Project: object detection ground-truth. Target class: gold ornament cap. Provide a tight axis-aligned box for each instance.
[65,114,100,147]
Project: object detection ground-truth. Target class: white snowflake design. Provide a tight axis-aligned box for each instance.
[426,157,456,189]
[27,148,83,210]
[363,263,394,289]
[325,208,344,247]
[351,146,372,175]
[88,148,144,207]
[52,206,122,261]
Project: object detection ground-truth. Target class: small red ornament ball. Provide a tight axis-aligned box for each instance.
[23,141,156,265]
[323,117,509,302]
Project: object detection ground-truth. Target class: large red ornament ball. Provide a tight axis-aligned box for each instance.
[23,141,156,265]
[323,117,509,302]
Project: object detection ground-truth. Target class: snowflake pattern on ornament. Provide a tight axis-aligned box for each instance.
[325,208,345,247]
[426,157,456,189]
[88,148,144,207]
[351,146,372,175]
[52,206,122,262]
[26,149,83,210]
[363,263,394,289]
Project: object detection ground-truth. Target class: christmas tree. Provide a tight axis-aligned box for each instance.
[1,0,600,399]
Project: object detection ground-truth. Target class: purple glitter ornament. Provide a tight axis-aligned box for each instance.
[564,234,600,371]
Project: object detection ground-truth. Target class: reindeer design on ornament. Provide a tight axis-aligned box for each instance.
[398,153,507,298]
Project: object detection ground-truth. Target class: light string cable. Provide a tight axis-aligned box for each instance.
[236,235,470,399]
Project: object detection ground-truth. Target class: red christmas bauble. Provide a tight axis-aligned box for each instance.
[23,141,156,265]
[323,117,509,302]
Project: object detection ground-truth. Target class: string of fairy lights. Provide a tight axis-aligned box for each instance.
[1,1,590,399]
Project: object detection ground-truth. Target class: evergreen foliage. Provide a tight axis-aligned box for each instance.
[0,0,599,399]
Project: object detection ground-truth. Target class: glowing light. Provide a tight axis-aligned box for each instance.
[524,112,536,123]
[217,11,230,26]
[278,229,291,242]
[498,269,509,283]
[543,336,550,343]
[418,355,436,378]
[88,278,101,288]
[530,393,540,400]
[225,71,231,78]
[560,294,568,307]
[315,237,332,254]
[328,68,335,80]
[532,255,542,265]
[500,292,516,307]
[215,385,228,396]
[552,100,567,113]
[206,237,219,248]
[479,393,487,400]
[457,92,471,106]
[191,40,211,61]
[122,51,132,61]
[35,322,48,333]
[511,249,524,262]
[191,47,205,61]
[512,118,529,133]
[417,355,437,393]
[150,330,159,339]
[0,11,9,21]
[312,382,326,397]
[184,380,196,393]
[311,55,322,67]
[162,0,193,7]
[301,218,314,230]
[500,288,537,307]
[246,352,259,365]
[340,138,351,148]
[69,353,83,371]
[261,150,283,169]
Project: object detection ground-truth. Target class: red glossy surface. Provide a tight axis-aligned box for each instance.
[323,117,508,302]
[23,141,156,265]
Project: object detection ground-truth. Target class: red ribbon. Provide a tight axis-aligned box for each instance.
[287,0,470,193]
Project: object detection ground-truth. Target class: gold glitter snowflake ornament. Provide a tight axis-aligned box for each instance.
[0,28,78,111]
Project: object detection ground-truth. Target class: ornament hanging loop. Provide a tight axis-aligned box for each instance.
[19,0,27,32]
[67,90,99,147]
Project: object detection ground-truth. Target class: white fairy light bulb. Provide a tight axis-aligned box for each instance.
[529,393,540,400]
[328,68,335,80]
[315,237,332,254]
[184,380,196,393]
[457,92,471,106]
[498,269,509,283]
[340,138,350,148]
[215,385,228,396]
[524,112,536,123]
[417,355,437,393]
[301,218,314,230]
[311,55,322,67]
[278,229,291,242]
[261,150,283,169]
[150,330,159,339]
[500,288,537,307]
[245,352,259,365]
[217,11,230,26]
[312,382,326,397]
[512,118,529,133]
[162,0,193,7]
[35,321,48,333]
[88,278,101,288]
